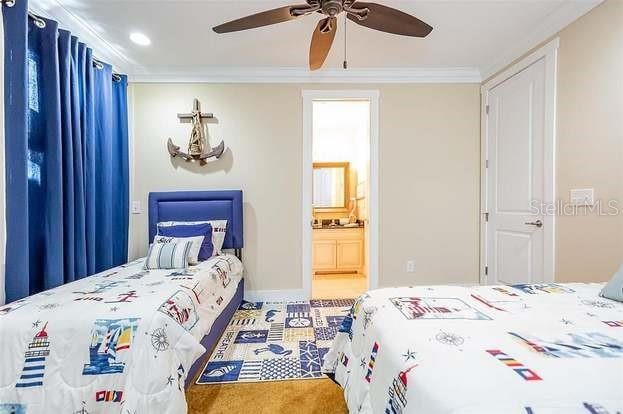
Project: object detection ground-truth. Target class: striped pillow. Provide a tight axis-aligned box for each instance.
[153,235,204,265]
[144,241,191,270]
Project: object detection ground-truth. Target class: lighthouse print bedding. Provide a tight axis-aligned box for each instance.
[323,283,623,414]
[0,253,243,413]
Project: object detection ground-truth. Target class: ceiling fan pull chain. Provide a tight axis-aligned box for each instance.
[343,16,348,70]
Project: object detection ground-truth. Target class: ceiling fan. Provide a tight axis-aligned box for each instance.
[213,0,433,71]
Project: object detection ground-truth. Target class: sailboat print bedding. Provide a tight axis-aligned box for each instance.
[0,253,243,413]
[323,283,623,414]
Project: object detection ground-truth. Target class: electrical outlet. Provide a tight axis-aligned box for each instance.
[131,201,141,214]
[570,188,594,206]
[406,260,416,273]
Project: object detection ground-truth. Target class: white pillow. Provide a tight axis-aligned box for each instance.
[153,235,204,265]
[207,220,227,256]
[158,220,228,256]
[600,264,623,303]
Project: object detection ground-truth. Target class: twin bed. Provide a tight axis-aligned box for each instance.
[323,283,623,414]
[0,191,244,413]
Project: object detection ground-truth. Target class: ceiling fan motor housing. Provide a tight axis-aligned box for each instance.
[321,0,344,16]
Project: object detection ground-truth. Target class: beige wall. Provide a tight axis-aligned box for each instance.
[555,0,623,282]
[379,85,481,286]
[129,83,481,291]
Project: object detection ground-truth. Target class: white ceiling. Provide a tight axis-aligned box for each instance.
[30,0,602,82]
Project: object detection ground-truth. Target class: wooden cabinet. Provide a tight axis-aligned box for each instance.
[312,228,364,274]
[337,240,363,269]
[312,240,337,271]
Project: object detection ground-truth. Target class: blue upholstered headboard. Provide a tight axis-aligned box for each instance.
[148,191,243,250]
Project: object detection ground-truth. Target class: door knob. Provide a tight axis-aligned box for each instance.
[524,219,543,228]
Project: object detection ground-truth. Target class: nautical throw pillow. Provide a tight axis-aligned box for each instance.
[144,241,192,270]
[157,222,214,260]
[600,264,623,303]
[207,220,228,256]
[158,220,227,256]
[153,235,204,265]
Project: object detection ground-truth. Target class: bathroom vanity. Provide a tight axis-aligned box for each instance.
[312,225,364,275]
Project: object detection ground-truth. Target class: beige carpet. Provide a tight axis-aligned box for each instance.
[187,378,348,413]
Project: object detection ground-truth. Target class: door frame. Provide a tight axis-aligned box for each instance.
[302,90,380,299]
[480,38,559,285]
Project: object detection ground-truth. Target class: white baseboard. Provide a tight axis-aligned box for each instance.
[244,289,308,302]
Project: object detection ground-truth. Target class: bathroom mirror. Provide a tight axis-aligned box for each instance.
[313,162,349,210]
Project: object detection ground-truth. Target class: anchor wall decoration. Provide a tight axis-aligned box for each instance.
[167,98,225,165]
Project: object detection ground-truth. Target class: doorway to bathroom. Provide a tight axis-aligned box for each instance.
[302,90,379,299]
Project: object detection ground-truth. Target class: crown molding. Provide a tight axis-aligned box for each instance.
[479,0,603,81]
[29,0,135,72]
[128,67,481,84]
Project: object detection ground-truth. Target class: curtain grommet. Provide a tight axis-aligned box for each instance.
[27,11,46,28]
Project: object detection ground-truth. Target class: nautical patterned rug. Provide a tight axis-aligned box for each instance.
[196,299,354,384]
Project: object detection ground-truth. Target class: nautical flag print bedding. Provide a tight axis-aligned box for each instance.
[0,254,243,413]
[323,283,623,414]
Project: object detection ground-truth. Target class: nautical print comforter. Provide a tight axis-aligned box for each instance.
[0,254,243,414]
[323,283,623,414]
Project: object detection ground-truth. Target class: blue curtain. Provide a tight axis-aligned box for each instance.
[3,0,29,303]
[112,76,129,267]
[3,1,129,302]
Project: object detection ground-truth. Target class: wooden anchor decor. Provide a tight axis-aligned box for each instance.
[167,98,225,165]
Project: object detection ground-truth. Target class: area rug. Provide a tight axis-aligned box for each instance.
[196,299,354,384]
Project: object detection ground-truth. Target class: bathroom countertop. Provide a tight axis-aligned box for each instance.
[312,224,365,230]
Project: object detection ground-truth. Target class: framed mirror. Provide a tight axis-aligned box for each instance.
[313,162,349,210]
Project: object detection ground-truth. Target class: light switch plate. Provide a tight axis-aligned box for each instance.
[131,201,142,214]
[406,260,416,273]
[570,188,594,206]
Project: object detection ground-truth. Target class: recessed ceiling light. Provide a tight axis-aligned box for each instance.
[130,32,151,46]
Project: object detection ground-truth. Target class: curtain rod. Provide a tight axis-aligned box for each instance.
[2,0,122,83]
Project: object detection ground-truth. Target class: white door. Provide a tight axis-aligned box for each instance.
[485,57,550,285]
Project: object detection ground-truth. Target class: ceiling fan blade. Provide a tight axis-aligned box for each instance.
[213,5,306,34]
[347,2,433,37]
[309,17,337,71]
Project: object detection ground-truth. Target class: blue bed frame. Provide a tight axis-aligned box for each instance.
[148,190,244,389]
